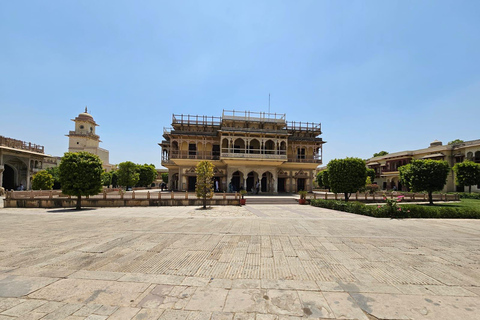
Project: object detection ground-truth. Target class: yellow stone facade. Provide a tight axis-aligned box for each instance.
[160,110,324,193]
[366,139,480,193]
[67,108,113,171]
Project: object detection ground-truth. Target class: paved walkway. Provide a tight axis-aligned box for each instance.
[0,205,479,319]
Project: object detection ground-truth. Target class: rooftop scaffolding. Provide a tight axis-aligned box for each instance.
[222,110,286,123]
[172,114,221,127]
[286,121,321,133]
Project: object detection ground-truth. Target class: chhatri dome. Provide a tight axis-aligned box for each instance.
[66,107,112,171]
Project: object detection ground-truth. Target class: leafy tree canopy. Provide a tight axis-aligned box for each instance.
[399,159,450,205]
[137,164,157,187]
[316,170,329,188]
[327,157,367,201]
[101,171,112,187]
[32,171,54,190]
[117,161,140,188]
[448,139,464,145]
[366,168,375,182]
[373,151,389,157]
[195,160,215,209]
[59,152,103,209]
[111,170,118,188]
[453,161,480,193]
[161,172,169,184]
[45,166,61,189]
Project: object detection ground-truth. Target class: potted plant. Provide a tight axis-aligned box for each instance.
[298,190,308,204]
[239,189,247,205]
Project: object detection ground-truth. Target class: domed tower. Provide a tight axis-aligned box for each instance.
[66,107,112,170]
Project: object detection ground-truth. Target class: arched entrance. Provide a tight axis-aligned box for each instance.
[187,176,197,192]
[277,178,286,192]
[261,172,273,193]
[297,178,306,192]
[2,164,15,190]
[246,171,258,193]
[231,171,243,192]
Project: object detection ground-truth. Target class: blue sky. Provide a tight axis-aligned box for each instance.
[1,1,479,168]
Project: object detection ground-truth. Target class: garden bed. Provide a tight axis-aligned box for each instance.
[310,199,480,219]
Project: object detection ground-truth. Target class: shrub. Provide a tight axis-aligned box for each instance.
[458,192,480,200]
[32,171,54,190]
[310,199,480,219]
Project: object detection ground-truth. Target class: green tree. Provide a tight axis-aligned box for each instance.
[45,166,61,189]
[448,139,464,145]
[316,170,329,189]
[195,160,214,209]
[366,168,375,182]
[59,152,103,210]
[453,161,480,193]
[32,171,54,190]
[399,159,450,205]
[373,151,389,157]
[321,170,330,190]
[161,172,169,184]
[137,164,157,187]
[327,157,367,201]
[101,171,112,187]
[117,161,140,189]
[111,170,118,188]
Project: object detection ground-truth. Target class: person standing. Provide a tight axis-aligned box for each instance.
[255,180,260,194]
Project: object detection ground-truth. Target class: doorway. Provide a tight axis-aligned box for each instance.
[231,171,242,192]
[297,178,305,192]
[2,164,15,190]
[278,178,285,192]
[188,176,197,192]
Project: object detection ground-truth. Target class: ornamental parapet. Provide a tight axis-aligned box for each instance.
[0,135,45,154]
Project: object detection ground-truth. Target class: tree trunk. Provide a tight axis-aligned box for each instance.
[344,192,349,202]
[76,195,82,210]
[428,192,433,205]
[469,185,472,193]
[203,186,207,209]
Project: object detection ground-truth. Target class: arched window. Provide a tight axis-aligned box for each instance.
[234,138,245,153]
[265,140,275,154]
[250,139,260,154]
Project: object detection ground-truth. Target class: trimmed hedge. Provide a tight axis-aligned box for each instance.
[458,193,480,200]
[310,199,480,219]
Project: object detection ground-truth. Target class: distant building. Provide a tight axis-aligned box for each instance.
[0,136,57,190]
[160,110,325,193]
[66,108,113,171]
[366,139,480,193]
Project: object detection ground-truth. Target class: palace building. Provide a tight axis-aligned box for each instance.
[67,108,113,171]
[366,139,480,193]
[160,110,324,193]
[0,136,57,190]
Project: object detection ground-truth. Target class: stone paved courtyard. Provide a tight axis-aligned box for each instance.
[0,204,479,319]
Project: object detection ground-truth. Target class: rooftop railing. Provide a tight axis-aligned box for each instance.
[286,121,321,132]
[222,110,286,123]
[172,114,222,126]
[0,136,45,154]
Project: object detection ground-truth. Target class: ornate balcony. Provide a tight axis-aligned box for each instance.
[161,148,322,164]
[221,148,287,160]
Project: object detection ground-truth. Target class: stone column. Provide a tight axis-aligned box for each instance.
[178,167,184,191]
[289,171,293,192]
[273,169,278,193]
[0,165,4,189]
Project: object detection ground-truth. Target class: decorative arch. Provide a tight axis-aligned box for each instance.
[234,138,245,153]
[264,139,275,154]
[250,139,260,154]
